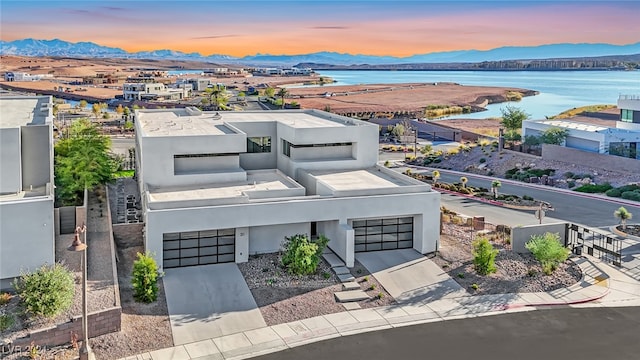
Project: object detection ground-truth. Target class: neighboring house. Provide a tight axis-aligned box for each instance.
[179,78,212,92]
[3,72,53,82]
[134,108,440,271]
[0,96,55,289]
[122,82,189,101]
[522,95,640,159]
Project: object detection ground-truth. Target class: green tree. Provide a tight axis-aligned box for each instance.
[391,123,405,137]
[472,237,498,275]
[614,206,633,230]
[500,106,529,144]
[491,180,501,199]
[54,119,118,205]
[91,103,101,119]
[205,85,228,110]
[78,100,88,111]
[264,87,275,98]
[541,127,569,145]
[123,106,131,120]
[132,252,162,303]
[116,104,124,117]
[277,87,289,109]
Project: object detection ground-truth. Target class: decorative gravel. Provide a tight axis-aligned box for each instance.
[237,252,394,326]
[434,223,582,295]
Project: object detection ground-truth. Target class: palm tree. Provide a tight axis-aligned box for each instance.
[432,170,440,185]
[277,88,289,109]
[614,207,633,230]
[460,176,468,188]
[491,180,501,199]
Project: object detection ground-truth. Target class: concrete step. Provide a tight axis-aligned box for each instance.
[322,247,333,255]
[337,273,356,283]
[323,253,345,268]
[334,290,370,303]
[332,266,351,275]
[342,281,361,291]
[342,302,362,310]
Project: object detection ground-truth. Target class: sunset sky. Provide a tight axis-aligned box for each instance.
[2,1,639,57]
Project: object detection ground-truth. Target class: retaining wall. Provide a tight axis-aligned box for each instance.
[511,222,568,253]
[542,144,640,173]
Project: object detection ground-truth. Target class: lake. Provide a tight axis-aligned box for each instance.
[316,70,640,119]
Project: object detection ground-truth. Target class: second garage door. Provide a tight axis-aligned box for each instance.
[354,217,413,252]
[163,228,235,269]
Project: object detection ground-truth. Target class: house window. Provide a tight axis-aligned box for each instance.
[621,109,633,123]
[282,139,292,157]
[247,136,271,153]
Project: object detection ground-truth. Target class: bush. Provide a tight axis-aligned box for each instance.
[605,188,622,197]
[479,158,486,163]
[618,184,640,193]
[132,252,161,303]
[525,232,570,275]
[574,183,613,193]
[0,313,14,331]
[13,263,75,318]
[0,292,11,305]
[567,180,576,188]
[472,237,498,276]
[563,172,574,179]
[621,191,640,202]
[522,195,534,201]
[281,234,329,275]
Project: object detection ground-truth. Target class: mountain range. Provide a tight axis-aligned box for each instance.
[1,38,639,66]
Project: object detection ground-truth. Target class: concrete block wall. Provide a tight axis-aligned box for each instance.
[9,306,121,348]
[511,222,568,253]
[542,144,640,172]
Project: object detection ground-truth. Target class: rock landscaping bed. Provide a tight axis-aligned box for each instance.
[435,223,582,295]
[237,252,394,326]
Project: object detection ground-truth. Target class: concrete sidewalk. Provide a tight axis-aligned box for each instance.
[121,254,628,360]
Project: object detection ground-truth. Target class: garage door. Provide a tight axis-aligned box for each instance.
[354,217,413,252]
[163,228,235,269]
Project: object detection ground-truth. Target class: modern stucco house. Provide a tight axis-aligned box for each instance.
[522,95,640,159]
[0,96,55,288]
[134,108,440,270]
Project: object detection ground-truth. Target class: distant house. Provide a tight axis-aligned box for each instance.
[0,96,55,289]
[522,95,640,159]
[123,82,190,101]
[3,72,53,82]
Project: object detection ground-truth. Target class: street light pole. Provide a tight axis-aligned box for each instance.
[68,224,95,360]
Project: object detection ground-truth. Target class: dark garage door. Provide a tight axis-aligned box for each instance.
[163,228,235,269]
[354,217,413,252]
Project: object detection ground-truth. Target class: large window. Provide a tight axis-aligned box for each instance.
[247,136,271,153]
[282,139,292,157]
[621,109,634,123]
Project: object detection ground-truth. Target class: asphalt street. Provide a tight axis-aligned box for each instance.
[435,171,640,228]
[255,306,640,360]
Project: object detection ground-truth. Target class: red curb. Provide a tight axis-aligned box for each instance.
[501,288,611,310]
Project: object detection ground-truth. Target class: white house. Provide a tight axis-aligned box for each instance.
[134,108,440,270]
[3,72,54,82]
[123,82,189,101]
[522,95,640,159]
[0,96,55,289]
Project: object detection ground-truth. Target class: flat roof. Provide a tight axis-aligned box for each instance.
[0,96,52,128]
[310,168,416,191]
[136,108,363,137]
[535,119,608,132]
[148,170,301,202]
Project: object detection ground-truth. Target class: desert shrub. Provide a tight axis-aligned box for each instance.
[563,171,574,179]
[472,237,498,276]
[567,180,576,188]
[618,184,640,193]
[522,195,534,201]
[574,183,613,193]
[458,188,472,195]
[479,158,486,163]
[13,263,75,318]
[383,160,390,167]
[0,292,11,305]
[132,251,161,303]
[0,313,14,331]
[621,191,640,202]
[282,234,329,275]
[525,232,570,275]
[605,188,622,197]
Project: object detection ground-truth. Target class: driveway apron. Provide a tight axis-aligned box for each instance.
[356,249,468,305]
[163,263,267,345]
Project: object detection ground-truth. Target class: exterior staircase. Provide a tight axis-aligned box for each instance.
[322,248,369,310]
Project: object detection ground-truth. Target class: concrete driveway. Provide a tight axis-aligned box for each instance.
[356,249,467,305]
[163,263,267,345]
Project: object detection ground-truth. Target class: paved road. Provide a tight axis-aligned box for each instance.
[431,170,640,228]
[254,306,640,360]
